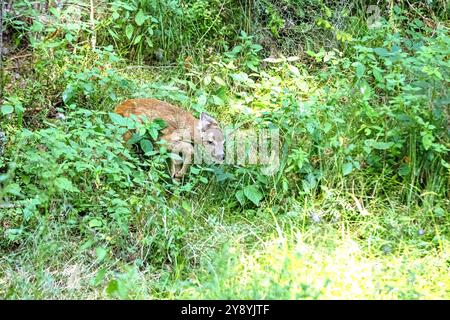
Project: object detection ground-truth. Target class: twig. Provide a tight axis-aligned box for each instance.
[8,53,32,61]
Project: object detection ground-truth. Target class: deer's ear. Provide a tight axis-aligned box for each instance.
[200,112,218,131]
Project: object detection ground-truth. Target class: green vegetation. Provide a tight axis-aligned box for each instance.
[0,0,449,299]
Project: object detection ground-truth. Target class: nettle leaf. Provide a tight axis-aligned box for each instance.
[371,141,394,150]
[55,177,79,192]
[243,185,263,206]
[5,183,22,196]
[96,247,108,261]
[109,113,128,126]
[133,34,142,45]
[211,95,224,106]
[353,62,365,78]
[153,118,167,130]
[62,85,76,104]
[231,72,251,83]
[235,190,246,206]
[135,9,146,26]
[197,94,207,107]
[203,75,212,86]
[342,162,353,176]
[421,133,434,150]
[287,64,300,77]
[398,164,410,177]
[127,133,143,145]
[140,139,153,154]
[1,104,14,115]
[125,24,134,40]
[89,218,103,228]
[372,68,383,82]
[214,76,226,86]
[373,47,390,57]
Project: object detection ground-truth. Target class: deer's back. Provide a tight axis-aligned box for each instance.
[114,98,198,134]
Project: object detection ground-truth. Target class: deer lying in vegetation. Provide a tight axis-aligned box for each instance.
[115,98,224,179]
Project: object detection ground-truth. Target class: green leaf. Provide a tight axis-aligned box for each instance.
[398,164,410,177]
[421,133,434,151]
[372,68,383,82]
[140,139,153,154]
[135,9,146,26]
[62,85,75,104]
[371,141,394,150]
[213,76,226,86]
[190,166,200,174]
[235,190,246,206]
[373,47,390,57]
[109,113,128,126]
[145,36,153,48]
[197,95,207,107]
[203,75,212,86]
[287,64,300,77]
[88,218,103,228]
[148,127,158,140]
[433,207,445,218]
[96,247,108,261]
[55,177,79,192]
[231,72,250,83]
[106,280,119,296]
[90,268,107,286]
[342,162,353,176]
[5,183,22,196]
[125,24,134,40]
[127,133,143,145]
[243,185,263,206]
[211,95,224,106]
[1,104,14,115]
[354,62,365,78]
[133,34,142,45]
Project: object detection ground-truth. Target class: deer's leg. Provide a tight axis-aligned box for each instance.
[170,141,194,179]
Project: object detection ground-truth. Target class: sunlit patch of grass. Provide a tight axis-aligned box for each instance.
[181,231,450,299]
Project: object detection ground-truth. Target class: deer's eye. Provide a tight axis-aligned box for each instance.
[207,140,214,145]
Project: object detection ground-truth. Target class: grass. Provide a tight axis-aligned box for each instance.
[1,186,449,299]
[1,1,449,300]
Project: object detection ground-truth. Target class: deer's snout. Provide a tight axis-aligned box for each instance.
[215,151,225,162]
